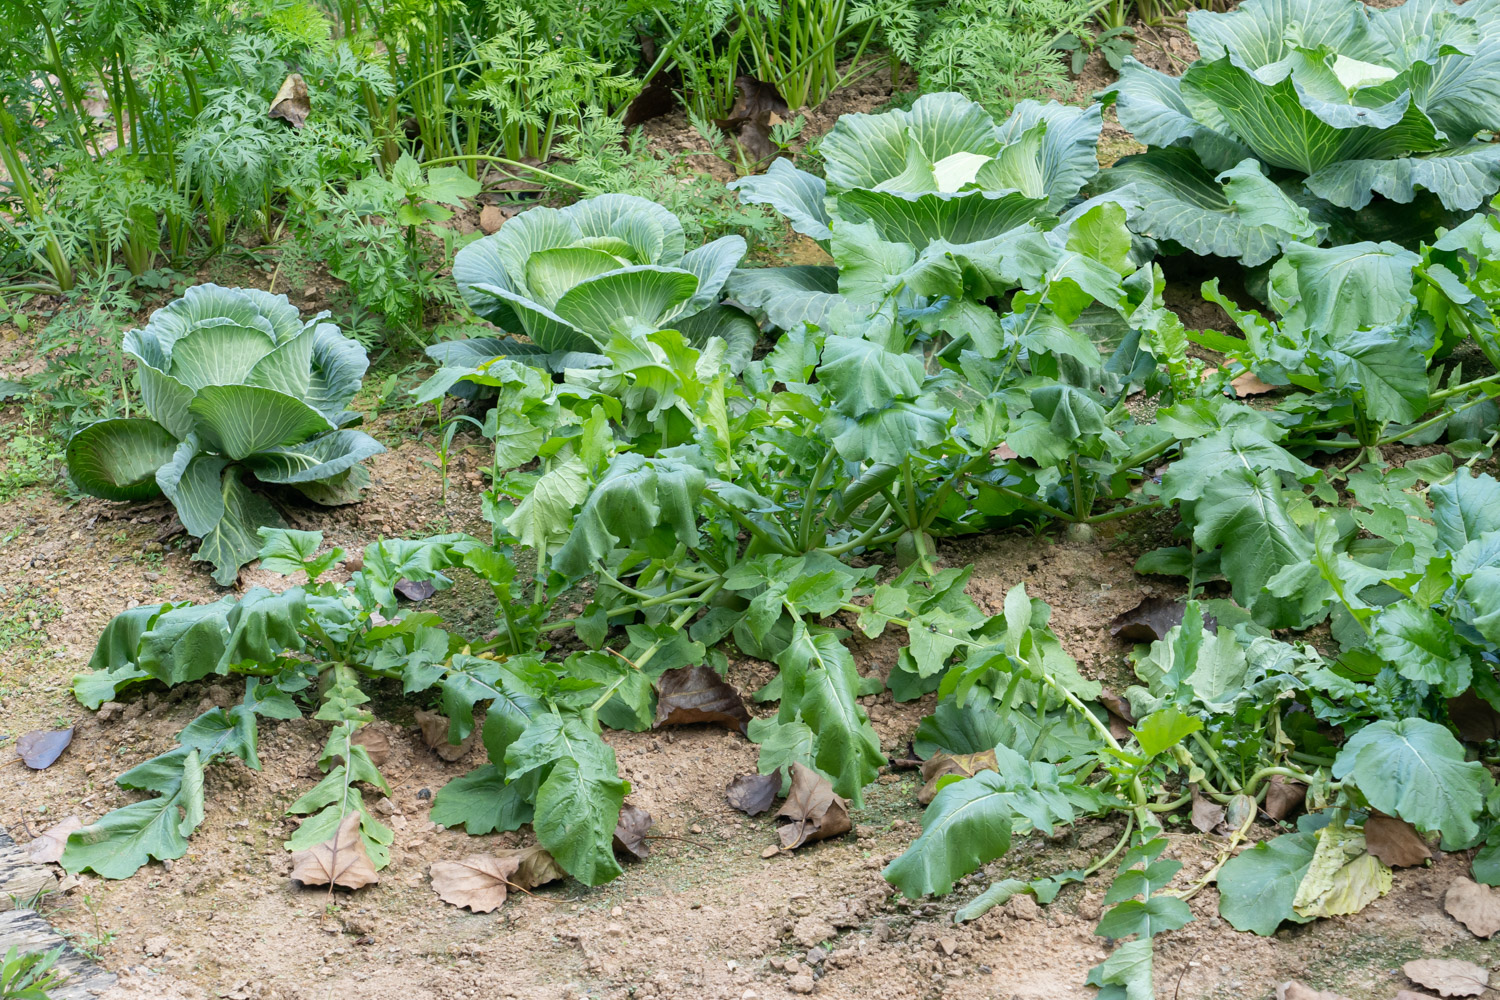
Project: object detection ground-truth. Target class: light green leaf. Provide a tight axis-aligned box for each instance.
[66,418,178,501]
[1332,718,1490,843]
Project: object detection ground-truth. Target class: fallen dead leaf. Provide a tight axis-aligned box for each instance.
[27,816,82,864]
[430,855,520,913]
[1446,690,1500,743]
[414,708,476,762]
[268,73,310,128]
[776,763,851,850]
[653,665,749,733]
[351,727,390,767]
[1096,687,1134,740]
[613,801,652,861]
[1364,814,1433,868]
[1275,982,1351,1000]
[1191,786,1226,834]
[1231,370,1277,397]
[1403,958,1490,997]
[917,750,998,806]
[1108,597,1216,643]
[713,74,789,167]
[726,772,780,816]
[1264,774,1307,821]
[394,579,437,602]
[290,812,378,890]
[1395,992,1442,1000]
[17,728,73,769]
[1444,876,1500,938]
[495,845,565,890]
[992,443,1019,461]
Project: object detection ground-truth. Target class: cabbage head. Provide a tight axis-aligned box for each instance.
[66,284,382,584]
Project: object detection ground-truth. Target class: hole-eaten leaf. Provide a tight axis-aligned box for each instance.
[917,750,998,806]
[1402,958,1491,998]
[726,772,779,816]
[17,728,73,769]
[27,816,82,864]
[653,665,749,733]
[430,855,521,913]
[1363,814,1433,868]
[775,763,851,850]
[613,801,652,861]
[414,708,475,762]
[1444,876,1500,939]
[290,811,378,890]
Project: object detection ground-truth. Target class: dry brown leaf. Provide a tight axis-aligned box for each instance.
[992,443,1019,461]
[917,750,998,806]
[1231,370,1277,397]
[726,773,780,816]
[1444,876,1500,938]
[1364,814,1433,868]
[290,812,378,890]
[1264,774,1307,821]
[1403,958,1491,997]
[713,75,789,167]
[1096,688,1134,741]
[1276,982,1351,1000]
[18,728,73,769]
[495,845,565,890]
[1446,690,1500,743]
[430,855,520,913]
[268,73,310,128]
[1190,786,1226,834]
[653,665,749,733]
[613,801,652,861]
[414,708,476,762]
[1108,597,1218,643]
[1395,992,1442,1000]
[775,763,851,850]
[351,727,390,766]
[27,816,82,864]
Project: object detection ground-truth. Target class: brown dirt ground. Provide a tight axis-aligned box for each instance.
[4,6,1497,998]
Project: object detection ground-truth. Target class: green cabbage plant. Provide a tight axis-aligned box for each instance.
[66,284,382,584]
[725,92,1104,332]
[1096,0,1500,265]
[429,194,757,389]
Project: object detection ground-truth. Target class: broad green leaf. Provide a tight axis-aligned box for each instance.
[188,385,333,460]
[729,159,833,241]
[1372,602,1470,695]
[61,749,204,879]
[429,764,534,835]
[724,265,843,333]
[1132,706,1203,757]
[167,322,277,390]
[747,716,818,795]
[192,469,287,586]
[553,266,699,343]
[1086,938,1154,1000]
[1094,896,1193,939]
[1277,242,1420,337]
[243,429,384,486]
[66,418,178,501]
[1332,718,1490,843]
[1216,829,1318,935]
[1192,467,1312,625]
[532,757,628,886]
[883,769,1015,898]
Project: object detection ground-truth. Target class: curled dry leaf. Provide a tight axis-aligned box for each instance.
[1264,774,1307,821]
[290,811,378,890]
[394,579,437,602]
[1444,876,1500,938]
[27,816,82,864]
[776,763,851,850]
[1364,814,1433,868]
[351,727,390,767]
[414,708,476,762]
[1403,958,1491,998]
[1230,370,1277,397]
[653,665,750,733]
[268,73,310,128]
[17,728,73,769]
[1190,786,1226,834]
[613,801,652,861]
[917,750,998,806]
[497,845,565,890]
[430,855,521,913]
[1276,982,1352,1000]
[726,772,780,816]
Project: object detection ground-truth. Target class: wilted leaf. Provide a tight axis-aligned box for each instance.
[352,727,390,766]
[775,762,851,850]
[917,750,998,806]
[290,811,378,890]
[414,708,475,762]
[1447,690,1500,743]
[1231,371,1277,397]
[613,801,652,861]
[653,665,749,733]
[268,73,310,128]
[1293,825,1391,919]
[1444,877,1500,938]
[1276,983,1351,1000]
[1190,787,1225,834]
[1364,814,1433,868]
[394,579,438,602]
[1403,958,1490,997]
[726,772,780,816]
[496,845,565,889]
[27,816,82,864]
[18,728,73,769]
[1264,774,1307,821]
[430,854,520,912]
